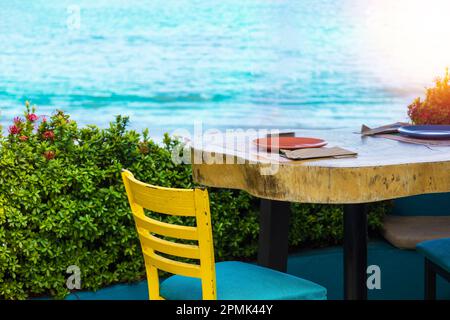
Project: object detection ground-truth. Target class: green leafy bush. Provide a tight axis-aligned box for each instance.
[0,104,389,299]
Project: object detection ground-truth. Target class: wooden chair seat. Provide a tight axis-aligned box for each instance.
[382,215,450,250]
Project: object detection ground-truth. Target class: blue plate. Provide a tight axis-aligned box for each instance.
[398,125,450,139]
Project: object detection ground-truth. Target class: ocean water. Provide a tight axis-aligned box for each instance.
[1,0,449,138]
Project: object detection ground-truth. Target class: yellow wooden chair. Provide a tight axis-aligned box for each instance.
[122,169,327,300]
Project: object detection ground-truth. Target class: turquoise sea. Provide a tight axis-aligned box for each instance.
[1,0,448,138]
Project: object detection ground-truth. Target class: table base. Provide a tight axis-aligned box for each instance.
[257,200,368,300]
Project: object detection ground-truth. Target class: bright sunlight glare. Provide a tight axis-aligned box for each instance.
[359,0,450,88]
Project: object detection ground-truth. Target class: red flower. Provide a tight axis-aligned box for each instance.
[19,135,28,141]
[13,117,23,124]
[42,130,55,140]
[43,150,55,160]
[8,125,21,135]
[26,113,39,122]
[41,117,47,123]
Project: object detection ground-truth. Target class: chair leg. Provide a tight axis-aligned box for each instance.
[425,258,436,300]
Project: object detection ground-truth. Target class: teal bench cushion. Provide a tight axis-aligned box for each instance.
[393,193,450,216]
[160,261,327,300]
[416,238,450,273]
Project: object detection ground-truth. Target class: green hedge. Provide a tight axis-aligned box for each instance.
[0,105,389,299]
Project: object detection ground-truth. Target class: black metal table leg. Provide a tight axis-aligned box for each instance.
[343,203,368,300]
[257,199,291,272]
[424,258,437,300]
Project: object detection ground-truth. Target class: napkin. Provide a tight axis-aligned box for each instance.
[360,122,409,136]
[280,147,357,160]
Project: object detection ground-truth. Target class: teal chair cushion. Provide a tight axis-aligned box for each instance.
[160,261,327,300]
[416,238,450,273]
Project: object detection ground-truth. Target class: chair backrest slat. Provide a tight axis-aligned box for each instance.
[144,250,201,278]
[121,170,217,300]
[127,178,196,216]
[134,213,198,240]
[137,229,200,259]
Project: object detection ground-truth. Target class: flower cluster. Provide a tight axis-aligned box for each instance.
[408,69,450,125]
[6,101,58,160]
